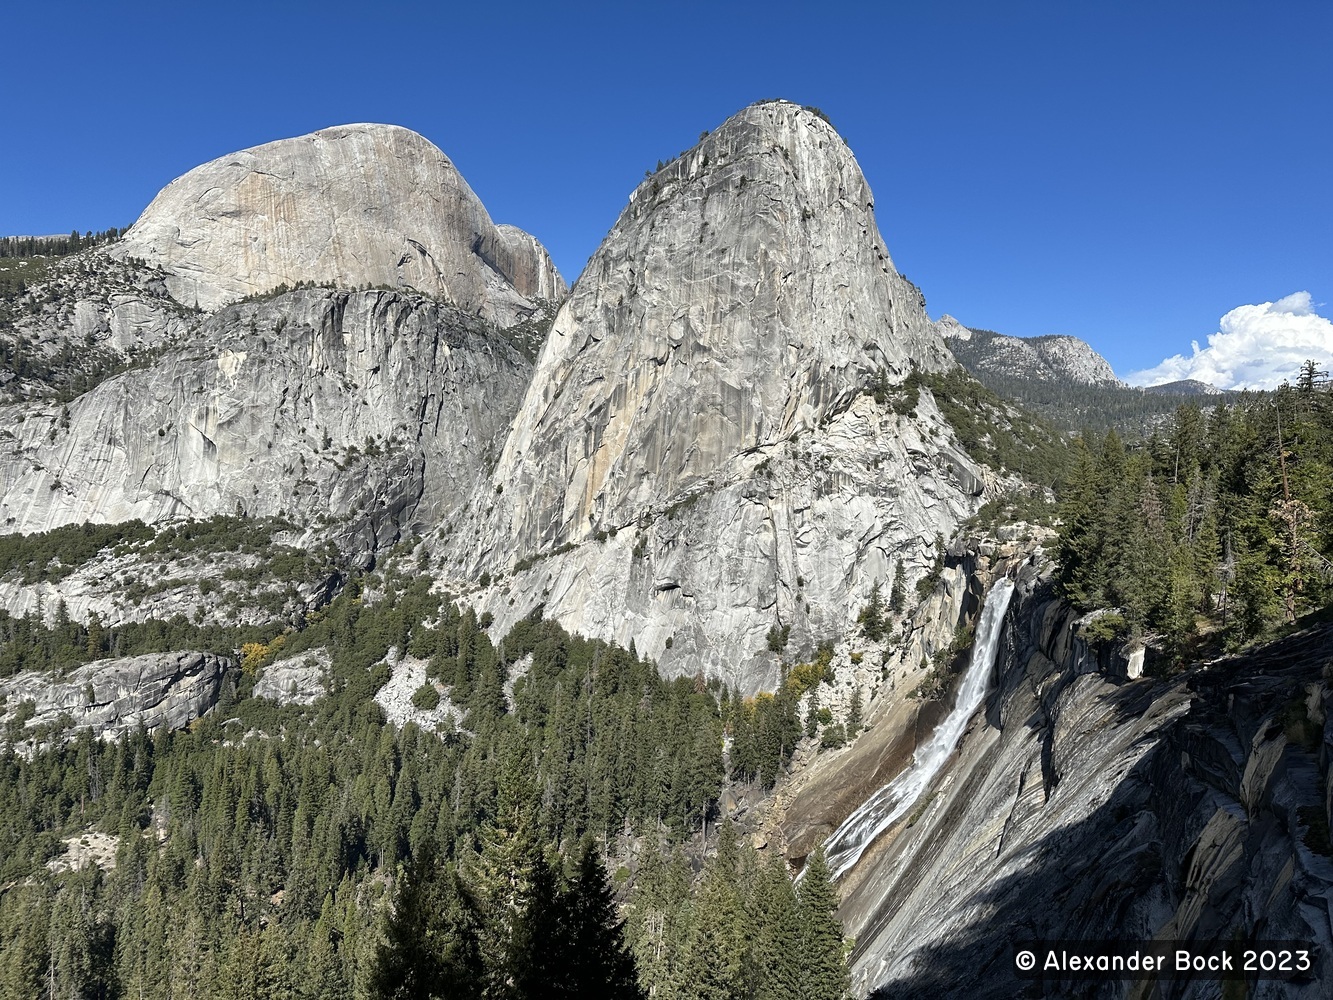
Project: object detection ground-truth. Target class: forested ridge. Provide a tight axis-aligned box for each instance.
[0,555,851,998]
[945,324,1225,436]
[0,231,125,301]
[908,358,1333,660]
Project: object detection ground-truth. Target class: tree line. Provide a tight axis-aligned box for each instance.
[0,230,125,260]
[1055,361,1333,656]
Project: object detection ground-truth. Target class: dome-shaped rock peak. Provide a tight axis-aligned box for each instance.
[115,123,565,322]
[489,99,952,555]
[445,101,980,693]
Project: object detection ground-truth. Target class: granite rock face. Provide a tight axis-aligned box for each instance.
[254,649,330,706]
[445,101,982,692]
[941,315,1122,387]
[115,123,565,322]
[0,288,532,563]
[6,107,988,695]
[3,123,563,573]
[0,252,194,402]
[838,580,1333,999]
[0,651,233,743]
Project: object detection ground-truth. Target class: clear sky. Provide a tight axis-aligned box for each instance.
[3,1,1329,386]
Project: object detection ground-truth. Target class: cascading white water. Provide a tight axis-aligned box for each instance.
[822,577,1015,882]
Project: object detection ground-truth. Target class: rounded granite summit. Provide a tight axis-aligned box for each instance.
[115,123,564,322]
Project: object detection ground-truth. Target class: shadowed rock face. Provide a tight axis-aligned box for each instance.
[446,101,981,692]
[115,123,565,321]
[839,580,1333,1000]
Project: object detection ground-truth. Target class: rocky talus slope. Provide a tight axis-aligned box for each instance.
[441,101,983,692]
[830,572,1333,998]
[114,123,565,319]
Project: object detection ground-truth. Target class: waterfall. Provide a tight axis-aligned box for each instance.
[822,577,1015,882]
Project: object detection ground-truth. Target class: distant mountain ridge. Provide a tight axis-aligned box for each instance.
[1140,378,1225,396]
[936,314,1122,387]
[935,315,1235,437]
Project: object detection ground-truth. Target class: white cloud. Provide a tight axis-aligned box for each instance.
[1128,291,1333,390]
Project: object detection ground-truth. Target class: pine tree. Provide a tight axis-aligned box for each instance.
[748,853,801,1000]
[796,847,849,1000]
[509,850,569,999]
[1054,437,1104,607]
[302,896,348,1000]
[888,561,906,615]
[86,611,104,658]
[563,840,643,999]
[625,842,694,998]
[679,836,748,1000]
[856,583,885,641]
[0,885,49,1000]
[469,794,538,997]
[370,845,484,1000]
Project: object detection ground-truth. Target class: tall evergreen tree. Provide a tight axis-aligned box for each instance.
[562,840,643,999]
[749,853,801,1000]
[679,835,748,1000]
[796,847,849,1000]
[370,845,484,1000]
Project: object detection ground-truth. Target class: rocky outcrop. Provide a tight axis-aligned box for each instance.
[373,647,462,734]
[1142,378,1226,396]
[0,252,194,401]
[0,651,233,744]
[444,101,982,692]
[115,124,565,322]
[254,649,330,705]
[835,578,1333,999]
[0,288,532,562]
[941,316,1122,387]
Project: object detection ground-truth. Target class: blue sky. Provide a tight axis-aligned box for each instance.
[3,1,1330,384]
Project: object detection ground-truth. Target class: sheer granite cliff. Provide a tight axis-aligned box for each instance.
[114,123,565,320]
[1,288,531,561]
[444,101,983,692]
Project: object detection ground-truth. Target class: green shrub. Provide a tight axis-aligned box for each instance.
[411,682,441,711]
[819,722,846,749]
